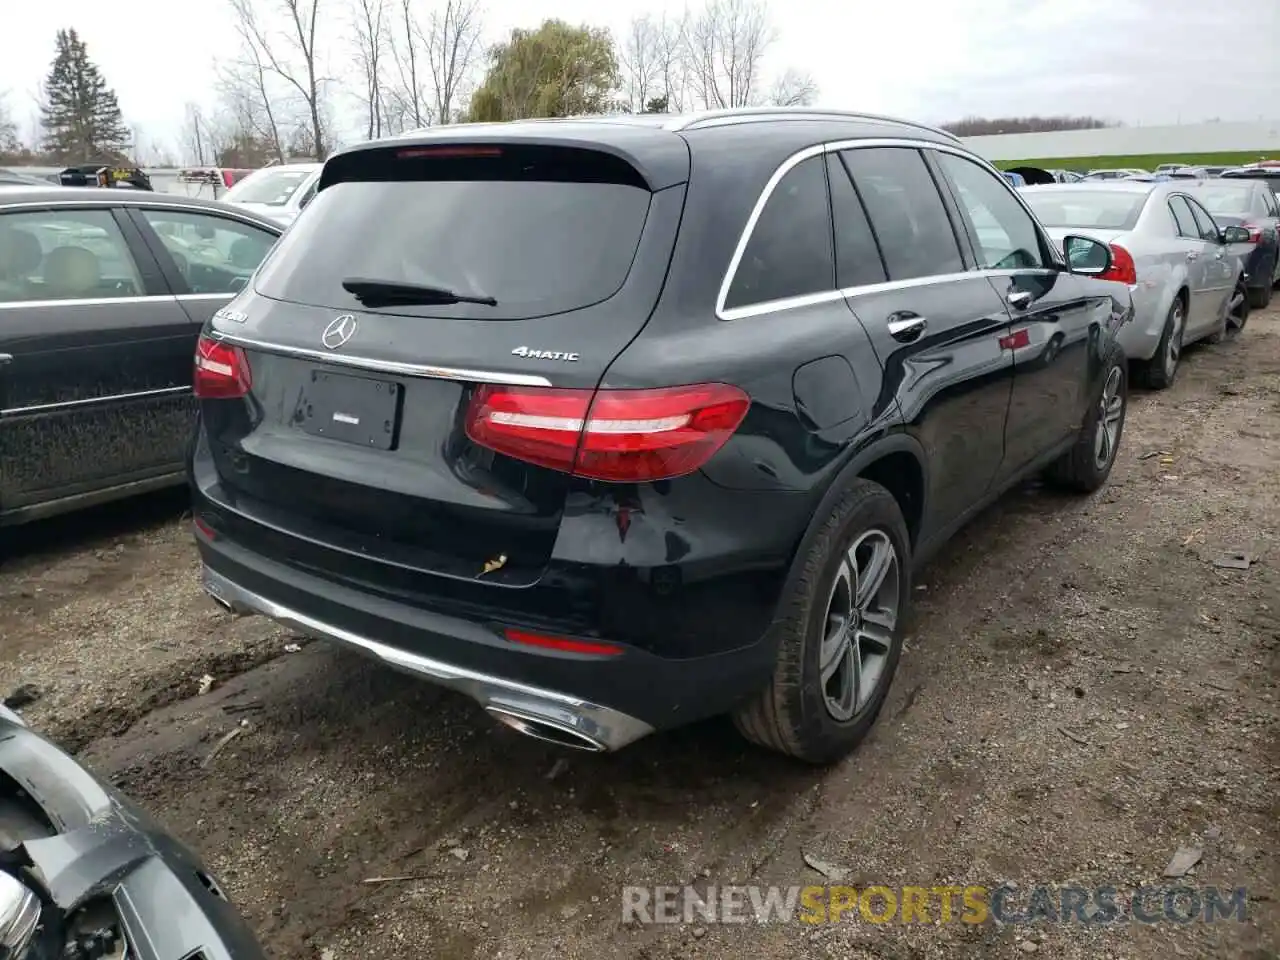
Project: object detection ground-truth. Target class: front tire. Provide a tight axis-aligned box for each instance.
[733,479,910,764]
[1136,297,1184,390]
[1045,343,1127,493]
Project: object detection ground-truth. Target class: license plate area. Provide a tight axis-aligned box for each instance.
[296,370,402,450]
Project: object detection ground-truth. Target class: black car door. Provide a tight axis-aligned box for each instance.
[832,145,1015,540]
[124,205,281,329]
[0,202,194,518]
[929,149,1107,480]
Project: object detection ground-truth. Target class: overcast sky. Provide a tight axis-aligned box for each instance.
[2,0,1277,157]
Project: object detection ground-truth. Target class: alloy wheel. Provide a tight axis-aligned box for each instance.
[820,530,900,721]
[1226,287,1248,337]
[1164,301,1184,378]
[1093,366,1124,470]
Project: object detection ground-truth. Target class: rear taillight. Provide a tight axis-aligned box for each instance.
[1241,223,1263,243]
[194,334,252,399]
[465,383,750,482]
[1098,242,1138,285]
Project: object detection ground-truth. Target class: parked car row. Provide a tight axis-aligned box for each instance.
[1017,173,1278,389]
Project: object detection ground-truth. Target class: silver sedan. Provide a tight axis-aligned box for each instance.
[1020,182,1249,389]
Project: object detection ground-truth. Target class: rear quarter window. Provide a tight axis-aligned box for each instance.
[252,147,653,321]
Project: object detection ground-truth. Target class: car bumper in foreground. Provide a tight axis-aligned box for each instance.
[0,708,266,960]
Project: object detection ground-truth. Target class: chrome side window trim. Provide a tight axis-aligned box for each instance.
[717,268,1062,322]
[716,137,1069,321]
[208,329,555,388]
[1,385,191,417]
[0,294,170,310]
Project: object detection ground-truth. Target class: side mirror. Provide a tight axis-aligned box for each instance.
[1062,235,1113,276]
[1221,225,1251,244]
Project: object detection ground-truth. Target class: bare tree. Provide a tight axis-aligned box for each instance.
[181,102,209,164]
[684,0,775,110]
[389,0,426,128]
[352,0,387,139]
[227,0,329,158]
[654,13,691,113]
[0,92,20,154]
[215,55,286,162]
[767,68,817,107]
[619,15,661,113]
[424,0,484,125]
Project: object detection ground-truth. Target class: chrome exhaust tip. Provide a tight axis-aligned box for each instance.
[487,707,606,752]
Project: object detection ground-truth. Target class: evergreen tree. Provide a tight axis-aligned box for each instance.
[40,29,131,162]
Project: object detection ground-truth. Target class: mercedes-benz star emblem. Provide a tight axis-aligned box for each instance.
[322,314,358,350]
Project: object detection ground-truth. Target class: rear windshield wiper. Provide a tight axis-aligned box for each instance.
[342,277,498,307]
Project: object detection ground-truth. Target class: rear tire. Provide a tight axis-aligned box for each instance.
[1045,343,1127,493]
[733,479,910,764]
[1208,281,1250,344]
[1247,282,1271,310]
[1136,297,1184,390]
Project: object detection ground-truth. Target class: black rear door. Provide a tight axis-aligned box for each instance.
[832,145,1015,541]
[0,203,193,518]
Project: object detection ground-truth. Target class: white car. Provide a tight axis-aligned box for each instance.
[220,163,323,226]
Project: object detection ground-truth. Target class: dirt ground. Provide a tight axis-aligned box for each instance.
[2,308,1278,960]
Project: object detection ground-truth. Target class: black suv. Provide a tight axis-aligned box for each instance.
[190,108,1133,763]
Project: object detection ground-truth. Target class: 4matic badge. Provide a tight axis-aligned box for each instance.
[511,346,580,361]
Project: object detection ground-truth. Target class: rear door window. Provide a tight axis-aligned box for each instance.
[252,147,654,320]
[0,208,145,302]
[839,148,965,281]
[725,155,835,310]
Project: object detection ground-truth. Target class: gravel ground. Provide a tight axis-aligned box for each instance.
[2,308,1278,960]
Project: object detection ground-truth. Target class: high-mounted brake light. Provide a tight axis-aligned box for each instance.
[396,146,503,159]
[194,334,252,399]
[1097,242,1138,285]
[465,383,750,482]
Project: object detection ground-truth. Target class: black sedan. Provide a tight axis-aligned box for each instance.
[0,703,266,959]
[0,187,282,528]
[1187,178,1280,309]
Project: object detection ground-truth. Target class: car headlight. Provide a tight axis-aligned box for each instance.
[0,871,40,958]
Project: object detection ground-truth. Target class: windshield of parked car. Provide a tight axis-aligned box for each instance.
[224,169,314,205]
[1192,186,1254,215]
[1022,190,1147,230]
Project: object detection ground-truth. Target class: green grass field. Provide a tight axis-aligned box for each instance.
[994,150,1276,172]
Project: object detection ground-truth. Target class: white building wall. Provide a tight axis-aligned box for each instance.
[962,120,1280,161]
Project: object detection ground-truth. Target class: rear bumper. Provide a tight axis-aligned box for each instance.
[195,530,778,749]
[1116,283,1167,361]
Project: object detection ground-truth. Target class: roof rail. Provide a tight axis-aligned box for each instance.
[666,107,962,142]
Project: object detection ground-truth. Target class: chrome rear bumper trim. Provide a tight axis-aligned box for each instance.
[200,566,654,751]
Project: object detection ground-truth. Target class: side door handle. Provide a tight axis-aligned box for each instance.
[1186,250,1199,261]
[0,354,11,368]
[1214,249,1225,260]
[886,313,926,342]
[1007,290,1034,311]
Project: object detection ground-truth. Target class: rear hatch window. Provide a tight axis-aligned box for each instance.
[252,145,653,321]
[1023,190,1147,230]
